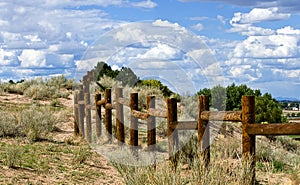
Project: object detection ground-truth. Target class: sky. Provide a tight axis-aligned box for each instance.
[0,0,300,99]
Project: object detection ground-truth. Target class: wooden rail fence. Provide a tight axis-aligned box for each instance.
[73,70,300,185]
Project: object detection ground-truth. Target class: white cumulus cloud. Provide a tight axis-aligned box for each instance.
[230,7,290,24]
[18,49,46,68]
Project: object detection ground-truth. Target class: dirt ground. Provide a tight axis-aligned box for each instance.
[0,93,124,184]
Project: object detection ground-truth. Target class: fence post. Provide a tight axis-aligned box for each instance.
[130,93,139,156]
[116,88,125,145]
[85,93,92,142]
[147,96,156,150]
[73,92,80,136]
[167,98,178,167]
[198,96,210,167]
[83,75,89,94]
[78,85,85,138]
[242,96,256,185]
[105,89,112,143]
[95,93,102,140]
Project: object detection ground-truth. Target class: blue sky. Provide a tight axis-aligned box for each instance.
[0,0,300,98]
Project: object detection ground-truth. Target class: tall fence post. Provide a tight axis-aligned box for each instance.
[95,93,102,140]
[130,93,139,156]
[242,96,256,185]
[73,92,80,136]
[147,96,156,150]
[78,85,85,137]
[167,98,178,167]
[116,88,125,146]
[105,89,112,143]
[198,95,210,167]
[85,93,92,142]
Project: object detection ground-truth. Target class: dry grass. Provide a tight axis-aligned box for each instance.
[0,92,123,184]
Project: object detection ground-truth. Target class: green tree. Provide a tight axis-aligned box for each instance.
[115,67,140,87]
[255,93,282,123]
[197,83,283,123]
[140,79,173,97]
[211,85,226,110]
[94,62,119,80]
[225,83,261,111]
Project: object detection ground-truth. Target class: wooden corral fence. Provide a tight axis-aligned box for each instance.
[73,70,300,185]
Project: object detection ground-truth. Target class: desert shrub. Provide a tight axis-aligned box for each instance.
[50,99,62,107]
[132,86,164,109]
[24,84,55,100]
[0,81,9,95]
[4,144,24,168]
[20,107,57,141]
[276,136,298,152]
[45,75,67,88]
[0,112,21,137]
[73,146,92,164]
[179,95,198,120]
[2,76,72,99]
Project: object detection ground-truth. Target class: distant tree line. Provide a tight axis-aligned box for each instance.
[280,101,300,110]
[94,62,284,124]
[197,84,284,123]
[94,62,173,97]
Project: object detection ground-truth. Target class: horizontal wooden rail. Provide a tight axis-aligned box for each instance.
[117,97,130,107]
[78,100,85,105]
[96,99,106,106]
[148,108,167,118]
[201,111,242,122]
[105,103,114,110]
[246,123,300,135]
[175,121,197,130]
[131,110,149,120]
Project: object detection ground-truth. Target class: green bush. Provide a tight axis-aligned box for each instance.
[5,144,24,168]
[19,107,57,141]
[1,76,72,99]
[73,146,92,164]
[0,112,21,137]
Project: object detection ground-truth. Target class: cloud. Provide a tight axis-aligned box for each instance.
[179,0,300,12]
[232,33,299,59]
[277,26,300,35]
[189,16,209,21]
[230,7,290,24]
[130,0,157,8]
[0,0,125,80]
[191,23,204,31]
[228,7,290,36]
[0,49,19,66]
[18,50,46,68]
[136,43,181,60]
[217,15,226,24]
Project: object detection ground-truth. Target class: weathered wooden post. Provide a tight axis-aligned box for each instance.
[147,96,156,150]
[85,93,92,142]
[73,92,80,136]
[167,98,178,167]
[116,88,125,145]
[95,93,102,139]
[242,96,256,185]
[90,70,95,82]
[105,89,112,142]
[83,75,89,94]
[78,85,85,137]
[198,95,210,167]
[130,93,139,155]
